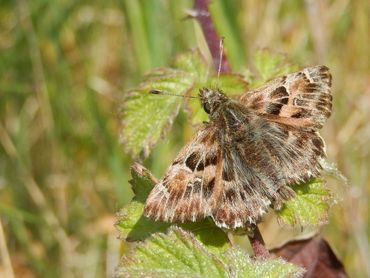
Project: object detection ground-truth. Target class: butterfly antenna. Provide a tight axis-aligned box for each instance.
[216,37,225,88]
[150,90,198,99]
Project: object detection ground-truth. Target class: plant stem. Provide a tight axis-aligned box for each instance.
[0,219,15,278]
[193,0,269,258]
[193,0,231,73]
[249,226,270,258]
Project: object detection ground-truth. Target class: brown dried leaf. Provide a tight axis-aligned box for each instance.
[271,236,348,278]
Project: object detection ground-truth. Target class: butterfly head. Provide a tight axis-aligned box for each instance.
[199,88,228,114]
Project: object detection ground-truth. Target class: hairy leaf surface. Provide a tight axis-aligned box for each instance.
[116,227,305,278]
[277,179,332,226]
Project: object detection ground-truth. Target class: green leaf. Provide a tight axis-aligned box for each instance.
[223,248,305,278]
[180,220,230,254]
[116,227,226,278]
[277,179,332,226]
[121,50,209,160]
[116,200,171,242]
[120,69,190,160]
[129,163,157,203]
[116,227,305,278]
[251,49,298,88]
[116,163,229,250]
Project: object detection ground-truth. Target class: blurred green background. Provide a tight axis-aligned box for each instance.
[0,0,369,277]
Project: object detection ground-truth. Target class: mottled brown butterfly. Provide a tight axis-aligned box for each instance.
[144,66,332,229]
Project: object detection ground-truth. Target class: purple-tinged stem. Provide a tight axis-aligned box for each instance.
[249,226,270,258]
[192,0,231,73]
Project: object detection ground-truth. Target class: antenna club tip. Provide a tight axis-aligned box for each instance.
[149,89,162,94]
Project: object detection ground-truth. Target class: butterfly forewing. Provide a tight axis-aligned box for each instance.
[144,124,220,223]
[240,65,332,129]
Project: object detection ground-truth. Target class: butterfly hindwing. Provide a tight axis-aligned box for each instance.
[209,108,324,228]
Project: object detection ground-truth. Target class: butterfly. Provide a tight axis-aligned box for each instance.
[144,66,332,229]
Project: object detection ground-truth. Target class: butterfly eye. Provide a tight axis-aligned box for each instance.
[203,102,211,114]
